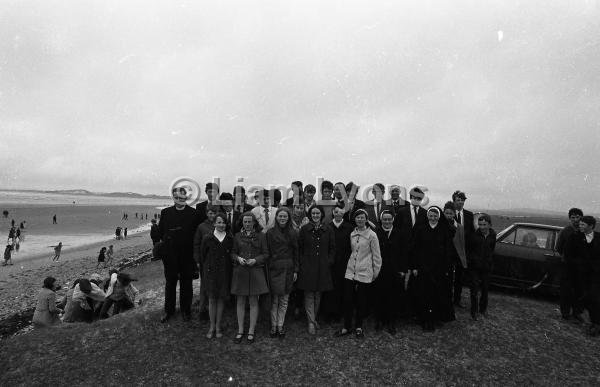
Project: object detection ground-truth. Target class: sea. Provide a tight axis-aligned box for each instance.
[0,190,170,261]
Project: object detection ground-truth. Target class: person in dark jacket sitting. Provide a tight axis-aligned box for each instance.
[466,213,496,320]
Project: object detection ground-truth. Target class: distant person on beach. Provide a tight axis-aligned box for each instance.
[52,242,62,261]
[115,226,122,240]
[556,208,584,321]
[145,213,147,220]
[53,214,57,224]
[8,226,16,240]
[106,245,114,265]
[97,247,107,268]
[157,186,200,322]
[32,277,62,328]
[135,212,138,219]
[124,227,128,239]
[3,244,12,265]
[150,219,160,246]
[11,219,15,227]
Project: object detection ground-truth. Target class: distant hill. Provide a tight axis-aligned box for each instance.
[2,188,170,200]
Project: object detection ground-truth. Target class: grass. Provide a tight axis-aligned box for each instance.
[1,260,599,386]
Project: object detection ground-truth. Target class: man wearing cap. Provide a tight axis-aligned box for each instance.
[158,186,200,322]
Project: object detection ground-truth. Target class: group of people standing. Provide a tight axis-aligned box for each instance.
[155,180,497,342]
[556,208,600,336]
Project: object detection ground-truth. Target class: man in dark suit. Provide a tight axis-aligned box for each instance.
[342,181,366,224]
[393,187,427,230]
[452,190,475,308]
[231,185,253,234]
[366,183,390,227]
[158,186,200,322]
[570,216,600,335]
[386,185,410,218]
[196,182,220,224]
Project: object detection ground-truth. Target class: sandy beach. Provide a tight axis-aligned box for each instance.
[0,228,154,322]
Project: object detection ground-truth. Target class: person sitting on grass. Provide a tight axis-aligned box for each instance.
[99,272,138,319]
[64,278,106,323]
[32,277,63,328]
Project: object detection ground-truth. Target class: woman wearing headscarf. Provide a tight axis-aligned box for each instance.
[231,212,269,343]
[374,209,406,335]
[266,207,299,338]
[334,209,381,338]
[32,277,62,328]
[297,205,336,335]
[408,206,453,331]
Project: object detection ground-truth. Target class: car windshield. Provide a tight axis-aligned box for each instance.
[500,227,555,250]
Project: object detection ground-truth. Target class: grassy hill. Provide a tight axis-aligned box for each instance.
[1,261,599,385]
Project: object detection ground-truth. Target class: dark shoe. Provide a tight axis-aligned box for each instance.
[387,324,397,336]
[334,328,351,337]
[233,333,244,344]
[270,327,278,338]
[355,328,364,338]
[247,333,255,343]
[160,313,172,323]
[278,327,286,339]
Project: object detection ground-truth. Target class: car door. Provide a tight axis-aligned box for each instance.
[493,226,558,289]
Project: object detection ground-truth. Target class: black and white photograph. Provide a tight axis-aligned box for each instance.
[1,0,599,385]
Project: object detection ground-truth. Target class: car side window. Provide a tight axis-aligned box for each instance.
[499,229,516,244]
[515,228,553,249]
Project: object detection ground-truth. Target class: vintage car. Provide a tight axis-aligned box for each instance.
[491,222,563,295]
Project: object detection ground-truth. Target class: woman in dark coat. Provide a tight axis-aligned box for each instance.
[266,207,299,337]
[231,212,269,343]
[408,206,453,331]
[374,210,406,334]
[297,205,335,334]
[201,213,233,339]
[321,205,354,322]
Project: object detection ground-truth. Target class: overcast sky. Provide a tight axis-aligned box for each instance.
[0,0,599,211]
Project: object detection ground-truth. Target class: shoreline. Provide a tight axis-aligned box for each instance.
[0,230,155,323]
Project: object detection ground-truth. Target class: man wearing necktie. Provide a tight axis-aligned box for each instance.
[451,190,475,308]
[367,183,388,226]
[386,185,410,218]
[251,189,277,233]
